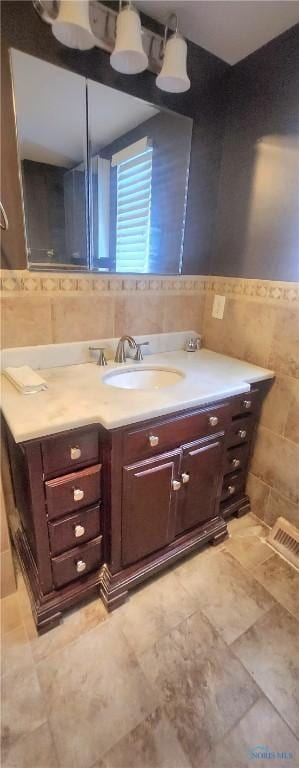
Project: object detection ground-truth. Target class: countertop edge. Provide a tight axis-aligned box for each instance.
[4,381,256,444]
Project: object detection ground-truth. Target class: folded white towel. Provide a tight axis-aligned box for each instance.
[4,366,48,394]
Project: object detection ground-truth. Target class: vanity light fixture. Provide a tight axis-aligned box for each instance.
[33,0,97,50]
[110,1,148,75]
[51,0,96,50]
[33,2,190,92]
[156,14,190,93]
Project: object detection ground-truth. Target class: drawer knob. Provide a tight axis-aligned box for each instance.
[73,488,84,502]
[238,429,247,439]
[228,485,235,495]
[209,416,219,427]
[76,559,86,574]
[149,434,159,447]
[74,524,85,538]
[243,400,252,409]
[181,472,190,484]
[231,458,241,469]
[70,446,81,460]
[172,479,181,491]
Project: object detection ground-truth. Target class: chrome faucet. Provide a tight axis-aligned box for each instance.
[114,335,138,363]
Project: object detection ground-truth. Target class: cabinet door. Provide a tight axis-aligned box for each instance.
[176,437,224,536]
[122,450,181,566]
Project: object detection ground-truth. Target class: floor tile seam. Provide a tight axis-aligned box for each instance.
[228,610,299,742]
[134,602,229,670]
[1,622,36,680]
[33,610,110,668]
[222,539,275,570]
[176,547,277,626]
[244,567,299,624]
[1,709,49,757]
[219,547,283,603]
[192,692,264,763]
[35,626,159,768]
[4,720,61,768]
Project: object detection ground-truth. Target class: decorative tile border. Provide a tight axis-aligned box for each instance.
[209,276,299,305]
[0,270,207,295]
[0,269,298,305]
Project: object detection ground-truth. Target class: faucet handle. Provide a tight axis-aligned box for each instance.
[89,346,107,366]
[134,341,149,361]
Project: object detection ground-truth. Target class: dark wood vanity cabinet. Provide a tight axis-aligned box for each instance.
[122,433,225,567]
[122,450,181,566]
[5,379,270,631]
[176,436,224,536]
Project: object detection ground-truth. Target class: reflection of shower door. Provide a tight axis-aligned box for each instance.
[90,156,111,270]
[22,159,66,266]
[64,167,88,267]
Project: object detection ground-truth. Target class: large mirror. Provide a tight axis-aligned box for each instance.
[11,49,193,274]
[11,49,89,270]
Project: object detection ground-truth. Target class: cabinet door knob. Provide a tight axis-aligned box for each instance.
[181,472,190,484]
[73,488,84,502]
[238,429,247,439]
[149,434,159,447]
[70,446,81,460]
[209,416,219,427]
[74,524,85,538]
[243,400,252,409]
[76,559,86,574]
[231,458,240,469]
[172,479,181,491]
[228,485,235,495]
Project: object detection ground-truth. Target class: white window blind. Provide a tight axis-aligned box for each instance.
[115,146,153,273]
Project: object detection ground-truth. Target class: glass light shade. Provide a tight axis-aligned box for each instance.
[156,34,190,93]
[52,0,95,50]
[110,6,148,75]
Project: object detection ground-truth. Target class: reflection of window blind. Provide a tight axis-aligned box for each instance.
[116,147,153,273]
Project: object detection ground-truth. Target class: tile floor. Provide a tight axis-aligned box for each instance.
[1,513,298,768]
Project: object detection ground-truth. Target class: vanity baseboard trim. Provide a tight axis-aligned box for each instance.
[14,527,103,632]
[99,515,228,611]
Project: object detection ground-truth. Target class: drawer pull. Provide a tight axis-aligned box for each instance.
[231,458,241,469]
[70,446,81,460]
[228,485,235,495]
[76,559,87,574]
[149,434,159,447]
[243,400,252,409]
[209,416,219,427]
[181,472,190,484]
[74,524,85,538]
[238,429,247,439]
[172,479,181,491]
[73,488,84,502]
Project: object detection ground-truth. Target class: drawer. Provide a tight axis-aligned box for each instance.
[123,403,231,462]
[48,504,101,556]
[231,389,261,418]
[51,536,103,589]
[224,444,250,475]
[42,429,99,477]
[221,471,246,502]
[227,416,254,448]
[45,464,101,521]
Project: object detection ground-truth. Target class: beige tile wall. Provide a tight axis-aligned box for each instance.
[1,270,298,530]
[0,272,206,347]
[203,277,299,529]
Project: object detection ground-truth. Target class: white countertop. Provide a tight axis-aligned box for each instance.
[1,346,274,443]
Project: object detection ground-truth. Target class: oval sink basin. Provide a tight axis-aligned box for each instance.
[103,367,184,391]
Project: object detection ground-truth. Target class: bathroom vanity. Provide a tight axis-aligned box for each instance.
[2,340,273,631]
